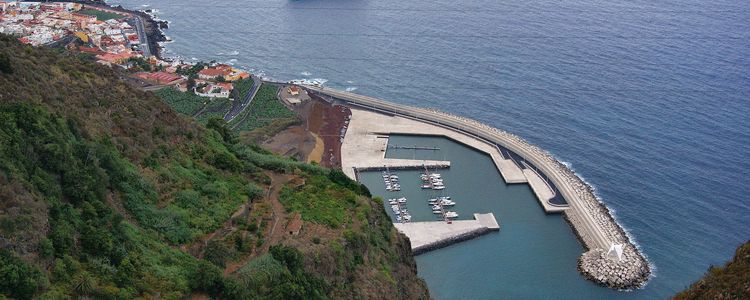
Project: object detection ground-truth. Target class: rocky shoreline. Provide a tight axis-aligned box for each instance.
[102,4,168,59]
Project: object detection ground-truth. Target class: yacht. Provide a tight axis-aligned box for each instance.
[397,197,407,203]
[440,200,456,206]
[445,211,459,218]
[432,185,445,190]
[403,214,412,221]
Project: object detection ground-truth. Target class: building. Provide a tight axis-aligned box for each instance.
[197,67,230,80]
[286,213,303,235]
[287,85,300,96]
[134,71,184,85]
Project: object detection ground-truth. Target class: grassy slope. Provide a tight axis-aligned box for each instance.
[0,35,428,299]
[230,83,298,132]
[154,88,208,116]
[674,241,750,299]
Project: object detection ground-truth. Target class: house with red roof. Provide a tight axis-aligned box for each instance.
[197,66,231,80]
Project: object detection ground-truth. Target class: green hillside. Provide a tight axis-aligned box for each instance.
[0,35,428,299]
[674,241,750,299]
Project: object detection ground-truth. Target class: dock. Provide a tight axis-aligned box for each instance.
[394,213,500,255]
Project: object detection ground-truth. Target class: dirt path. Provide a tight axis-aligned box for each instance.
[223,172,292,275]
[183,202,249,258]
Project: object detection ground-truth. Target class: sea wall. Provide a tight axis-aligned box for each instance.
[411,227,493,255]
[305,86,651,290]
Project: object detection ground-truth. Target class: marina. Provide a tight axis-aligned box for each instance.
[317,85,650,290]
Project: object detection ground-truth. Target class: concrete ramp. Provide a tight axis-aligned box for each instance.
[394,213,499,255]
[523,169,569,213]
[496,158,527,183]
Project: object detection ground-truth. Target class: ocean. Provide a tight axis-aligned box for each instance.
[108,0,750,298]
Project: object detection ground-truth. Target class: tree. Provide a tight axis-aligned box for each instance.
[0,250,44,300]
[0,53,12,74]
[188,260,224,297]
[206,117,234,144]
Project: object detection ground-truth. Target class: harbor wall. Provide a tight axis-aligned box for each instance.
[411,227,494,255]
[304,85,651,290]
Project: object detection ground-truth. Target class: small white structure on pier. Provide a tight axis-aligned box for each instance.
[606,243,624,262]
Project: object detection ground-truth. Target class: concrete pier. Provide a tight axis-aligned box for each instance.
[340,106,527,184]
[306,85,651,290]
[394,213,500,255]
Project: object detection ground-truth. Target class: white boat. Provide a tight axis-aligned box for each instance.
[433,185,445,190]
[445,211,459,218]
[433,210,443,214]
[431,205,442,210]
[421,184,432,189]
[438,196,451,200]
[440,200,455,206]
[391,205,400,210]
[397,197,407,203]
[403,215,412,221]
[396,216,402,222]
[388,200,398,205]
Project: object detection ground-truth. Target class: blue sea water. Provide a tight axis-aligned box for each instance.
[109,0,750,298]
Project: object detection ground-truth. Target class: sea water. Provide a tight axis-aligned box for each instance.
[108,0,750,298]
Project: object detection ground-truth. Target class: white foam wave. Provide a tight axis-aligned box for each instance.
[140,4,150,7]
[554,156,654,279]
[345,86,358,92]
[346,80,354,84]
[288,78,328,86]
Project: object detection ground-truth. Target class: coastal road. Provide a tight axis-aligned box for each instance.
[133,16,151,57]
[224,75,261,122]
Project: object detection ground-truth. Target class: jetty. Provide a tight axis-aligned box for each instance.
[305,85,651,290]
[394,213,500,255]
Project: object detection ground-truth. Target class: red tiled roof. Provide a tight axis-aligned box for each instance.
[135,72,183,84]
[198,67,230,77]
[216,82,233,90]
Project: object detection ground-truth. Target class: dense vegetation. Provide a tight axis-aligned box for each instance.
[674,241,750,299]
[280,171,371,228]
[195,98,232,124]
[154,87,207,116]
[0,35,429,299]
[231,84,297,132]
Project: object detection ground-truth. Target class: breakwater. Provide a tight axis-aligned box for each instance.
[395,213,500,255]
[305,85,651,290]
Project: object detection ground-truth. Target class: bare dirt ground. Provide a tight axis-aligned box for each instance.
[262,96,351,169]
[262,125,317,161]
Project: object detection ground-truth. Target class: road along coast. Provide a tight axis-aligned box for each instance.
[304,85,651,290]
